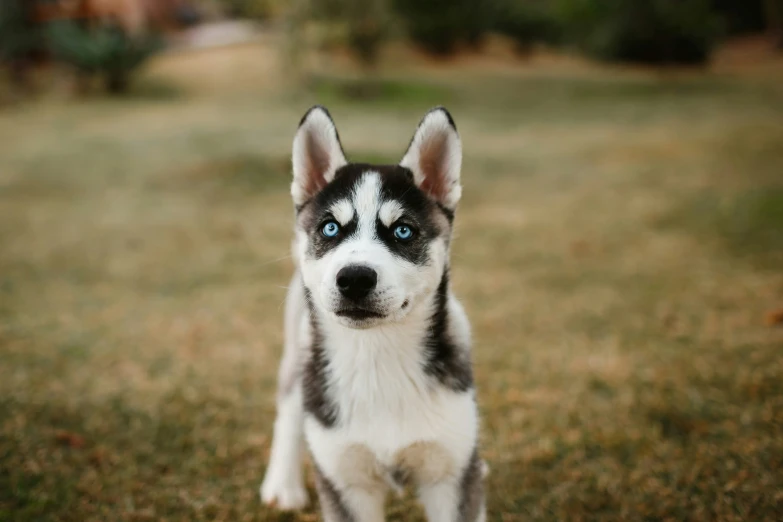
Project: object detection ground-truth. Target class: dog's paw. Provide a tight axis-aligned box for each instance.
[260,476,308,510]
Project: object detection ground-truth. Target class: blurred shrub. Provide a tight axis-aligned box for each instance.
[711,0,765,35]
[46,22,162,93]
[306,0,726,64]
[556,0,722,64]
[311,74,451,105]
[392,0,487,55]
[764,0,783,48]
[491,0,561,53]
[306,0,393,68]
[218,0,282,20]
[0,1,42,68]
[346,16,388,67]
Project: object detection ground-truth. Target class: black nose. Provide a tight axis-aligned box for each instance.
[336,265,377,301]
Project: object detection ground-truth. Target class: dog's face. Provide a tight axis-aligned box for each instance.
[290,106,462,329]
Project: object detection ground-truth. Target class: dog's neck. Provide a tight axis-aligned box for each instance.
[310,279,450,420]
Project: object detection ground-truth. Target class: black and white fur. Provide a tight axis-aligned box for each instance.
[260,106,485,522]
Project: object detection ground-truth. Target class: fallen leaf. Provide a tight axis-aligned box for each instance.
[54,430,85,448]
[764,308,783,326]
[89,448,107,466]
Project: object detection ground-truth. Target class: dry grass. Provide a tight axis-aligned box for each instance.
[1,40,782,521]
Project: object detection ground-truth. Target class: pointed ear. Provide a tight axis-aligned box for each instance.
[400,107,462,209]
[291,106,348,207]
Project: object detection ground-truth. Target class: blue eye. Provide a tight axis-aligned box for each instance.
[393,224,414,241]
[322,221,340,237]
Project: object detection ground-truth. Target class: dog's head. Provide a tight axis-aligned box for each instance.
[291,106,462,329]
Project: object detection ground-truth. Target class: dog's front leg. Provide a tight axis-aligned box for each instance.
[314,465,386,522]
[419,454,486,522]
[260,275,309,510]
[260,382,308,509]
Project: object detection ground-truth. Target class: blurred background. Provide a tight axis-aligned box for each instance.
[1,1,782,520]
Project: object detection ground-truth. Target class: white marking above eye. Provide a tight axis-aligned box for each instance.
[329,199,355,225]
[352,172,382,236]
[379,200,404,228]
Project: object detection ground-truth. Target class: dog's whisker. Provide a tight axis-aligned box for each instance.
[257,253,293,267]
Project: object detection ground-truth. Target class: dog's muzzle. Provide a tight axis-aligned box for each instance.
[335,265,384,320]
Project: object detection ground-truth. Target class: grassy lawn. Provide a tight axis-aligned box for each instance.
[1,41,782,521]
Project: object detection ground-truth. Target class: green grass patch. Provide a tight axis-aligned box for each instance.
[309,75,452,108]
[129,76,186,101]
[661,187,783,269]
[158,153,291,196]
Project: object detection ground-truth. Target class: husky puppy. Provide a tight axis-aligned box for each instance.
[260,106,485,522]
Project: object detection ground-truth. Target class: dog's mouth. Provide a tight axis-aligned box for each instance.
[335,308,385,320]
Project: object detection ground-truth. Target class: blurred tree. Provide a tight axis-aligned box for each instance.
[392,0,486,55]
[282,0,773,70]
[491,0,561,55]
[0,0,43,88]
[283,0,392,76]
[556,0,722,65]
[311,0,392,69]
[46,21,161,93]
[711,0,765,35]
[215,0,281,20]
[764,0,783,47]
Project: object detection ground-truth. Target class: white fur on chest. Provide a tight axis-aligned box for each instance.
[305,309,478,484]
